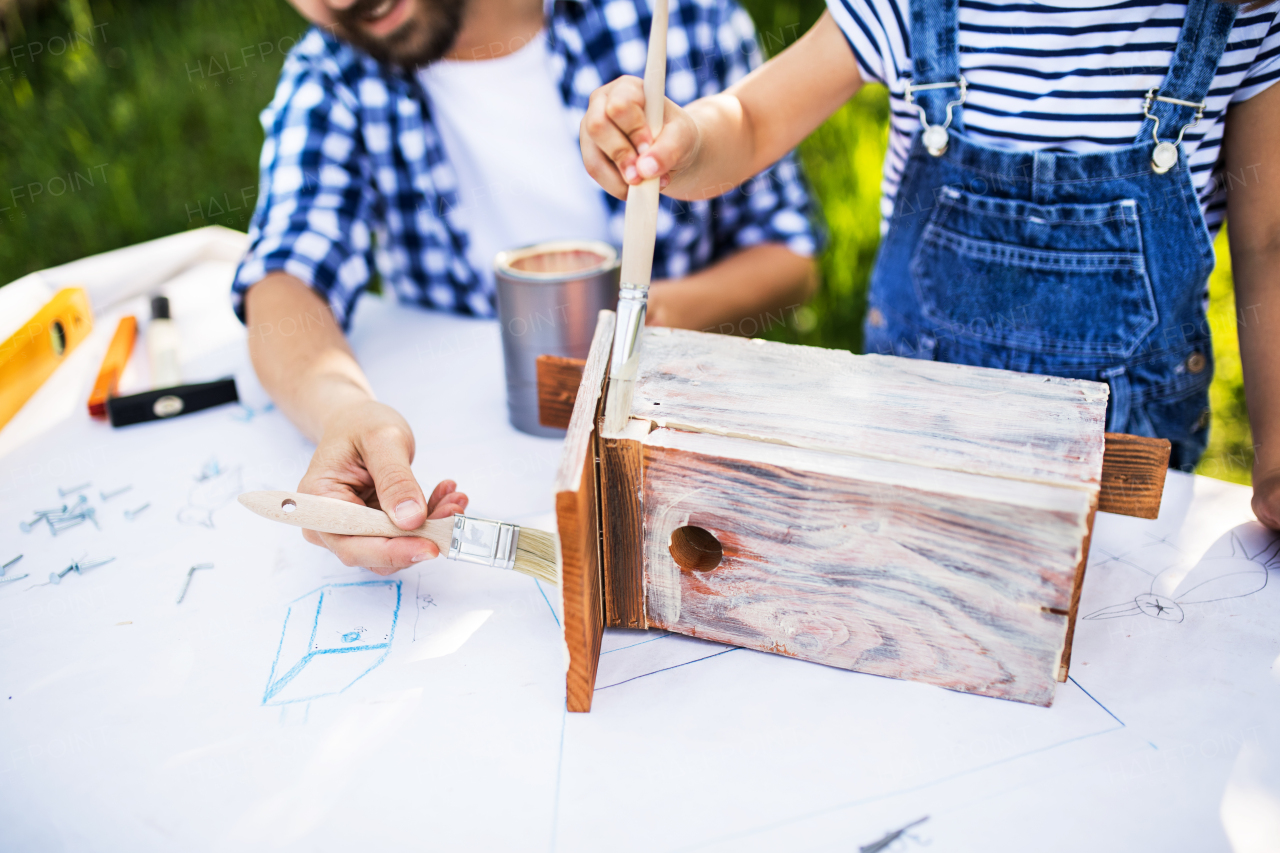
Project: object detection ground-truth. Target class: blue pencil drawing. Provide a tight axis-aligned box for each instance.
[178,457,243,528]
[263,580,402,705]
[1084,525,1280,624]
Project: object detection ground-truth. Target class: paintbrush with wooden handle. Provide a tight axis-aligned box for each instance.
[602,0,668,434]
[237,491,556,584]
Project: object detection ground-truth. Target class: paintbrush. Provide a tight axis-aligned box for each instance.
[602,0,668,434]
[237,491,557,584]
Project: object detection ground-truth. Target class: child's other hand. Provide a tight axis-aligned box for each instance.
[580,75,699,199]
[1253,469,1280,531]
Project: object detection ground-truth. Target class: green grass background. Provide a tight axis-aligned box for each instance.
[0,0,1254,484]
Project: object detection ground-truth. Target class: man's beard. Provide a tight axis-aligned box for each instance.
[332,0,468,68]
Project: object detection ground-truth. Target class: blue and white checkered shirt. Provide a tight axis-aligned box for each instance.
[232,0,819,329]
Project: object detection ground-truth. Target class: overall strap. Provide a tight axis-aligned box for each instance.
[1137,0,1238,144]
[909,0,964,132]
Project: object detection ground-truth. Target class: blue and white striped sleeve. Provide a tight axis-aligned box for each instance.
[231,57,379,331]
[1233,9,1280,102]
[825,0,907,87]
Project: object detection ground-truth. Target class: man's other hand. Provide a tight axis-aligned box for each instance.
[297,400,469,574]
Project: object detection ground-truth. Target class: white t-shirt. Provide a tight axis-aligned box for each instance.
[418,33,613,290]
[825,0,1280,231]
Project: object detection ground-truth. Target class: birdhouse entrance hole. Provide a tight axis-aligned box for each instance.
[670,526,723,572]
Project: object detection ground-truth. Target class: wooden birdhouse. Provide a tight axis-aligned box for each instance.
[539,311,1170,710]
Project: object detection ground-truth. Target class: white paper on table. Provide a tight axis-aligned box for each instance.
[0,251,1277,853]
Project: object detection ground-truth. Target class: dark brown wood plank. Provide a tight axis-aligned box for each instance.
[537,355,586,430]
[553,313,613,713]
[1058,504,1098,682]
[1099,432,1171,520]
[599,426,646,628]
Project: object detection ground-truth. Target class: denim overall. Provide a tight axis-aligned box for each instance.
[865,0,1238,470]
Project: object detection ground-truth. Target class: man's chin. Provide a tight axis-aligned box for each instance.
[334,0,466,68]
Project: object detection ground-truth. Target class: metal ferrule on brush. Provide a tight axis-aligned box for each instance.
[610,282,649,382]
[448,515,517,571]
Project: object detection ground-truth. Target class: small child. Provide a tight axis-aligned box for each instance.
[580,0,1280,527]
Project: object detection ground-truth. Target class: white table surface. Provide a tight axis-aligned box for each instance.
[1,233,1277,853]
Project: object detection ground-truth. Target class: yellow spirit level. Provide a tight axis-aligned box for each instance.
[0,287,94,430]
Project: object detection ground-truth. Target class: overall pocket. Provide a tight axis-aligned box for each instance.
[909,187,1159,359]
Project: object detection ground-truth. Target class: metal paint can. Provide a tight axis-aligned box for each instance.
[494,240,619,437]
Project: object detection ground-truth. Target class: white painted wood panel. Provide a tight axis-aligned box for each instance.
[630,328,1109,490]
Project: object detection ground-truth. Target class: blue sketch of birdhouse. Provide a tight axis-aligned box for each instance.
[1084,526,1280,625]
[263,580,402,705]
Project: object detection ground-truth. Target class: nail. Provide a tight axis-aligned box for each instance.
[124,503,150,520]
[1,555,20,575]
[624,165,638,183]
[58,482,90,497]
[637,156,658,178]
[394,500,421,525]
[100,485,132,501]
[637,142,650,155]
[49,564,77,585]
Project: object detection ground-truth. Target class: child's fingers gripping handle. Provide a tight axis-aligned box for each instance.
[238,490,454,551]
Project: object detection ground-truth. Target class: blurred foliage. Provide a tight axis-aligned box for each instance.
[0,0,305,278]
[0,0,1254,484]
[1199,228,1255,485]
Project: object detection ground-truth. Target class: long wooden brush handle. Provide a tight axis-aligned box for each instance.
[237,490,454,549]
[618,0,669,290]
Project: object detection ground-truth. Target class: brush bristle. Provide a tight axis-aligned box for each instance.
[514,526,558,585]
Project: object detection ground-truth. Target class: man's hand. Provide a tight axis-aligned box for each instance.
[298,399,469,575]
[245,274,469,573]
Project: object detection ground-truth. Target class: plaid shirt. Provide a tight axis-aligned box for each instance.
[232,0,819,329]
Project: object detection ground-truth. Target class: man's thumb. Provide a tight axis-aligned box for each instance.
[365,446,427,531]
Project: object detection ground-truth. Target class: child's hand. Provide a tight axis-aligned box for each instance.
[580,75,699,199]
[1254,469,1280,531]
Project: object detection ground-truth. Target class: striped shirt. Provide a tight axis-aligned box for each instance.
[826,0,1280,231]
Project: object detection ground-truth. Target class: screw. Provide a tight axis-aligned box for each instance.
[57,482,90,497]
[124,502,150,520]
[48,557,115,585]
[0,574,29,585]
[99,485,132,501]
[76,557,116,574]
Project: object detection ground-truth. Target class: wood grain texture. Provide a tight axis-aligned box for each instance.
[536,355,586,430]
[631,328,1109,489]
[1057,505,1098,682]
[238,490,454,549]
[640,428,1095,706]
[553,310,615,713]
[1098,433,1171,519]
[598,419,648,628]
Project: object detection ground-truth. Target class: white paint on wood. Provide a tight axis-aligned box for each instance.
[640,428,1095,705]
[630,328,1109,490]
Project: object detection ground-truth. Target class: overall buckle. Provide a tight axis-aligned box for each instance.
[1142,88,1207,174]
[904,76,968,157]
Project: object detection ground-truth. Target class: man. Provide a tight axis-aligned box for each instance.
[234,0,820,572]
